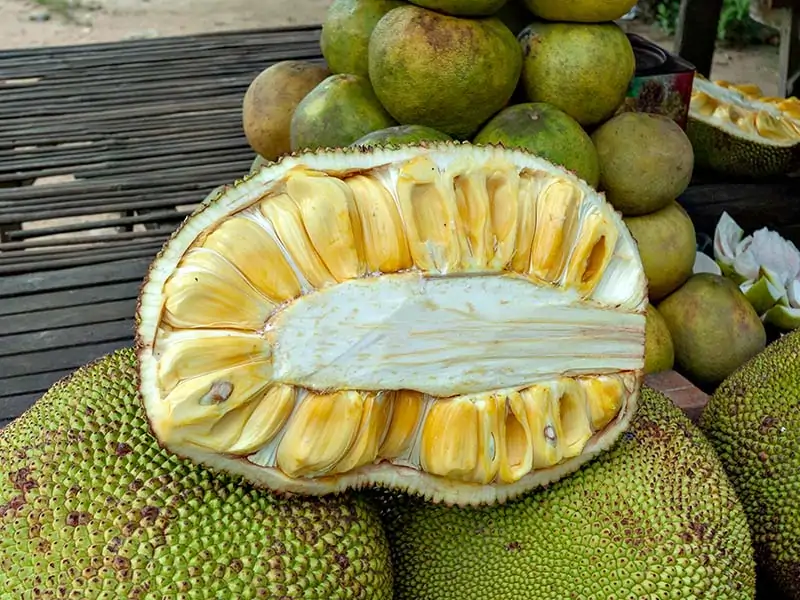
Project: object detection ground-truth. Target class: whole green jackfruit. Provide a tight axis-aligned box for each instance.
[0,348,393,600]
[375,386,756,600]
[701,330,800,599]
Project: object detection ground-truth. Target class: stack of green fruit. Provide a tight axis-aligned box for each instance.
[241,0,645,188]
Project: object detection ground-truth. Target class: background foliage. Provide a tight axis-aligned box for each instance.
[636,0,773,45]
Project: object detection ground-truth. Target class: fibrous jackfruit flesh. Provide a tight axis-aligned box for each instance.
[0,348,393,600]
[375,386,756,600]
[135,142,648,506]
[701,329,800,599]
[687,76,800,177]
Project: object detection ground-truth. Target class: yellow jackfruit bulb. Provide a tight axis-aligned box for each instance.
[136,143,647,506]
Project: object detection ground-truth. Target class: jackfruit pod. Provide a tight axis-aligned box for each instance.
[136,143,647,506]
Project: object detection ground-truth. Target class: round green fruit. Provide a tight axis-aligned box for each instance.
[408,0,508,17]
[352,124,453,147]
[523,0,637,22]
[473,102,600,187]
[518,21,635,127]
[290,74,396,152]
[592,112,695,216]
[644,303,674,374]
[368,5,522,139]
[321,0,405,79]
[657,273,767,388]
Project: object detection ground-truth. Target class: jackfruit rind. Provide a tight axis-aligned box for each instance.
[701,330,800,599]
[0,348,393,600]
[135,141,648,506]
[687,76,800,177]
[375,386,756,600]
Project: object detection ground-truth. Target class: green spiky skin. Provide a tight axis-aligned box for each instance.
[686,117,800,178]
[374,386,756,600]
[0,348,393,600]
[700,330,800,599]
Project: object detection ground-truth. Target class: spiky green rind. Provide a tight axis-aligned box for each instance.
[686,117,800,178]
[0,348,393,600]
[701,330,800,599]
[374,386,756,600]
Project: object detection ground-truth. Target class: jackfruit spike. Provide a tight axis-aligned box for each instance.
[564,207,619,297]
[497,391,534,484]
[346,174,413,274]
[162,248,276,331]
[487,167,520,270]
[395,156,464,274]
[201,216,302,303]
[556,379,594,460]
[259,193,337,289]
[579,375,625,431]
[453,171,494,269]
[156,329,271,394]
[520,385,564,470]
[331,392,392,474]
[509,170,540,273]
[275,390,364,478]
[226,384,297,455]
[285,170,367,282]
[530,179,582,283]
[378,390,425,459]
[419,397,478,481]
[468,394,503,485]
[157,361,274,442]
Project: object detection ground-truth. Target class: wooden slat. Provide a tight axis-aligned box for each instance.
[778,7,800,97]
[674,0,724,76]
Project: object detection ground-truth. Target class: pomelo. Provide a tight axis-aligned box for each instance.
[352,124,453,147]
[518,21,635,127]
[368,5,522,139]
[242,60,330,160]
[623,201,697,302]
[523,0,637,23]
[473,102,600,187]
[592,112,695,216]
[290,73,396,151]
[321,0,405,79]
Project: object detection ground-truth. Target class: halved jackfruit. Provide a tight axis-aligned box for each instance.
[136,142,647,506]
[687,75,800,177]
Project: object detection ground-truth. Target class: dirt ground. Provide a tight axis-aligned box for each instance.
[0,0,785,96]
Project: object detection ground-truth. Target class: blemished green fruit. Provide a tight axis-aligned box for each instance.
[518,21,635,127]
[592,112,695,216]
[407,0,507,17]
[368,5,522,139]
[701,329,800,599]
[688,76,800,178]
[473,102,600,187]
[523,0,637,22]
[320,0,405,79]
[0,348,393,600]
[623,201,697,301]
[242,60,331,160]
[290,73,396,151]
[657,273,767,388]
[375,386,756,600]
[644,303,674,374]
[352,124,453,147]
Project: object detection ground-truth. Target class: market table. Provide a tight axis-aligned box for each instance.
[1,24,799,432]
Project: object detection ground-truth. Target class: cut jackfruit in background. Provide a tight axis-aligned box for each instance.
[687,76,800,177]
[136,142,648,506]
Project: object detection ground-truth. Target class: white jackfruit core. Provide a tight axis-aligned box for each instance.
[269,272,644,397]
